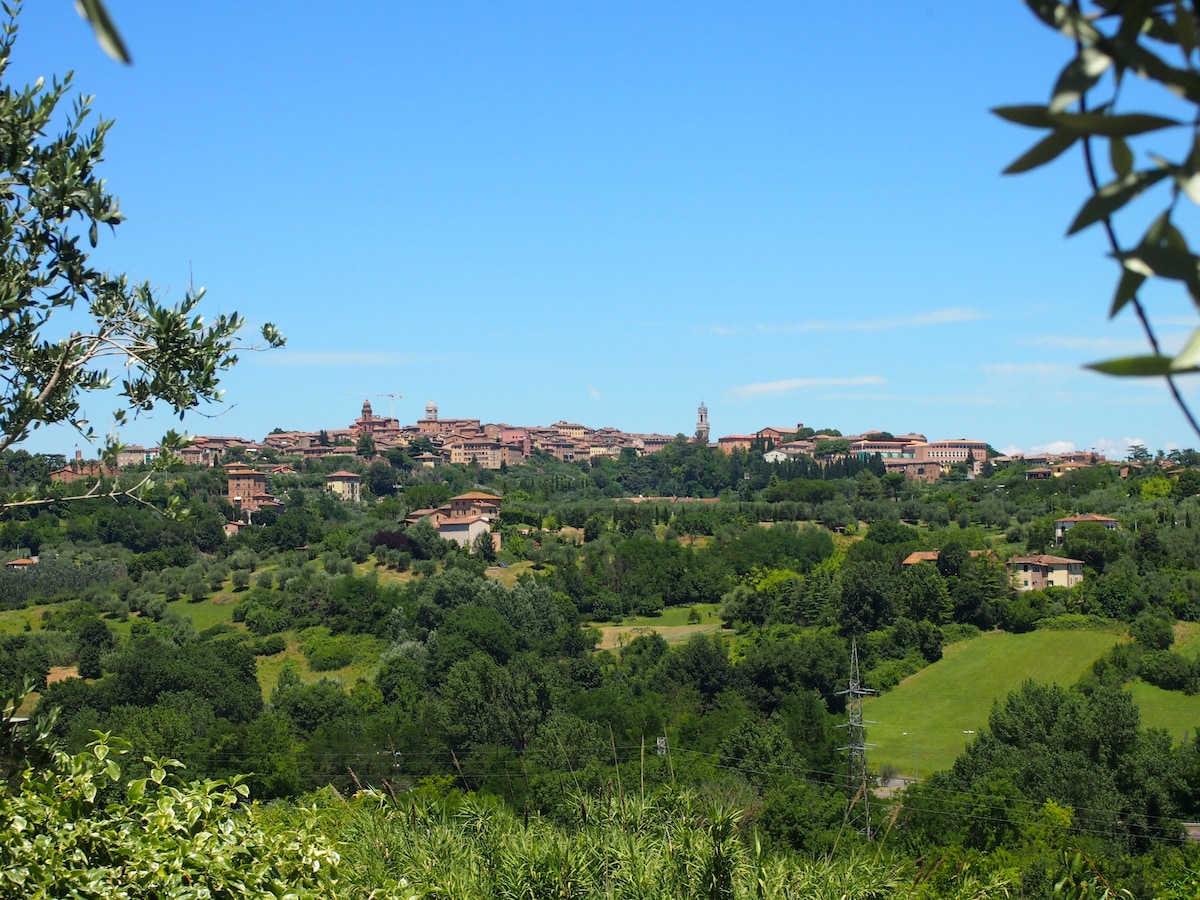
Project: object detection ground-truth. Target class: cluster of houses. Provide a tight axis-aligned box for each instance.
[32,401,1149,565]
[753,432,992,484]
[899,513,1120,593]
[219,459,500,550]
[44,399,1130,490]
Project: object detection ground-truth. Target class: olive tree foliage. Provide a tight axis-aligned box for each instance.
[998,0,1200,440]
[0,10,283,459]
[1,687,341,898]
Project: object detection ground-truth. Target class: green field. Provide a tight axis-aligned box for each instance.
[0,604,51,634]
[865,629,1125,780]
[165,594,241,631]
[593,603,724,650]
[1173,621,1200,658]
[1127,680,1200,742]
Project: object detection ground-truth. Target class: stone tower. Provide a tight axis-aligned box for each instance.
[695,401,710,444]
[425,400,438,421]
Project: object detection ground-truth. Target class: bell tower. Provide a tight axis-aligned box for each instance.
[695,401,710,444]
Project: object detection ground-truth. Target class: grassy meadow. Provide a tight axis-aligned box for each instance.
[865,628,1125,780]
[593,603,724,650]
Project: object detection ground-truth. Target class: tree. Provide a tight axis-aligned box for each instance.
[0,11,283,457]
[471,528,497,562]
[366,459,397,496]
[356,432,377,460]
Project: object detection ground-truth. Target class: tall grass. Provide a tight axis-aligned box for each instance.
[324,786,978,899]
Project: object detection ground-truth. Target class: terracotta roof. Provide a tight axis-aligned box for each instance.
[326,470,360,479]
[1008,555,1084,566]
[1055,513,1117,524]
[451,492,501,501]
[439,514,491,527]
[902,551,940,566]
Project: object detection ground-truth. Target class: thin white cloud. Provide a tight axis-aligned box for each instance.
[983,362,1075,377]
[1022,335,1148,353]
[1030,440,1077,456]
[1007,436,1146,459]
[729,376,885,398]
[1092,436,1146,459]
[587,384,602,401]
[261,351,419,367]
[709,307,985,337]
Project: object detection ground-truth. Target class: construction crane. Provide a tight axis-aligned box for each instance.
[341,392,404,418]
[375,393,403,418]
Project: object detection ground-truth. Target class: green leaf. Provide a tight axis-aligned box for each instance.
[1003,128,1078,174]
[1175,1,1200,57]
[1068,168,1170,234]
[1025,0,1100,43]
[1049,47,1111,112]
[1086,355,1176,376]
[1051,111,1179,137]
[1172,326,1200,370]
[1109,137,1133,178]
[1115,242,1200,287]
[1110,267,1145,317]
[74,0,131,64]
[991,104,1056,128]
[1103,35,1200,105]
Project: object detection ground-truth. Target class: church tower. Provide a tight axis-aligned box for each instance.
[695,401,710,444]
[425,400,438,421]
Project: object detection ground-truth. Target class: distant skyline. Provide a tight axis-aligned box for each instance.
[6,2,1199,461]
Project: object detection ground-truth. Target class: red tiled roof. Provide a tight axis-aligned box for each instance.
[1008,555,1084,566]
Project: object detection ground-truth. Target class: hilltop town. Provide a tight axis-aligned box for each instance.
[48,398,1108,487]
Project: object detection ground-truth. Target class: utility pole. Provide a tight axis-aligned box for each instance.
[838,636,875,838]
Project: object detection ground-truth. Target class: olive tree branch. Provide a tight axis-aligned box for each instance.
[1069,2,1200,440]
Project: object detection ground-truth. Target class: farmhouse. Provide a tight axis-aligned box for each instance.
[1054,513,1119,544]
[1008,555,1085,591]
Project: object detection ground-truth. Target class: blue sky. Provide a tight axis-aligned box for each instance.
[10,2,1200,459]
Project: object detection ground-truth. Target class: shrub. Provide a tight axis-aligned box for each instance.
[254,635,287,657]
[1140,650,1197,693]
[940,623,981,644]
[1036,613,1115,631]
[0,730,339,896]
[243,606,293,637]
[302,638,355,672]
[867,655,926,692]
